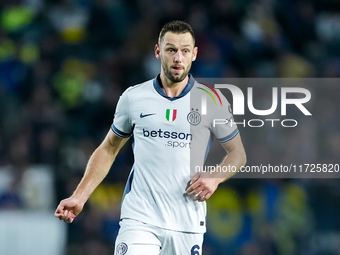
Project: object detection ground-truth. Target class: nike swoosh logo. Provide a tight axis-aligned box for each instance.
[140,113,156,118]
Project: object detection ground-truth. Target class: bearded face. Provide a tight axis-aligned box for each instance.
[156,32,197,85]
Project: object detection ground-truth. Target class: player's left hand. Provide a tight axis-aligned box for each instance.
[185,172,225,202]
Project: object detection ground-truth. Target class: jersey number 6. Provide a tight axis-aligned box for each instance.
[191,244,200,255]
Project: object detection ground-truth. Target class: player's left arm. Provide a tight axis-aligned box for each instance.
[186,133,246,202]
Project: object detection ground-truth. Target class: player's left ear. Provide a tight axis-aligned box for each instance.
[155,44,161,59]
[192,47,198,61]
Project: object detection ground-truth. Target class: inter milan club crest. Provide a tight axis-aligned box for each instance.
[166,109,177,122]
[187,109,201,126]
[115,242,128,255]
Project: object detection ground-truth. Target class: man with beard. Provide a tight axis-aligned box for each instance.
[55,20,246,255]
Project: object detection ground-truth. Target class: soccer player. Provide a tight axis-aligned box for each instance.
[55,20,247,255]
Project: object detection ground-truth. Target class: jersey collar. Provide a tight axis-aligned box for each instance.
[153,74,195,101]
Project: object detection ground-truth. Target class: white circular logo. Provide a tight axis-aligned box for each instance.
[187,111,201,126]
[116,242,128,255]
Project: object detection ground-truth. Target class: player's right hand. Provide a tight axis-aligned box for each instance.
[54,197,84,223]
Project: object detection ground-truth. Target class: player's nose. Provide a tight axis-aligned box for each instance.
[174,51,183,63]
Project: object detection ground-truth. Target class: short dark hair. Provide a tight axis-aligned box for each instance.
[158,20,195,45]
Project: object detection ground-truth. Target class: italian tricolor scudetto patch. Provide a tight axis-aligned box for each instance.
[166,109,177,122]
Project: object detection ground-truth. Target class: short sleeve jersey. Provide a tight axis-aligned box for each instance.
[111,74,238,233]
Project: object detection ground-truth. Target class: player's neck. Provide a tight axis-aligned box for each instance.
[159,73,189,98]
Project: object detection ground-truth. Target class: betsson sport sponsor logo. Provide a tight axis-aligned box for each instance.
[142,128,192,148]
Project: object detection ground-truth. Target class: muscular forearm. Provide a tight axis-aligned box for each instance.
[209,135,247,183]
[55,130,128,223]
[213,148,247,182]
[186,138,246,202]
[71,145,117,204]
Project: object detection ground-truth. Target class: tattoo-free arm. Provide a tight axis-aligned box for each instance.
[55,129,129,223]
[186,134,246,202]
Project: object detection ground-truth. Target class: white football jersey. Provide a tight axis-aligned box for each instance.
[111,74,238,233]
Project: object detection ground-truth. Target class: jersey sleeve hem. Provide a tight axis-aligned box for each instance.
[218,129,239,144]
[111,124,132,138]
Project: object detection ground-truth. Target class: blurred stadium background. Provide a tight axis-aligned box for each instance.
[0,0,340,254]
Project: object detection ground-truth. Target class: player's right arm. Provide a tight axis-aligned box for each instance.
[54,129,129,223]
